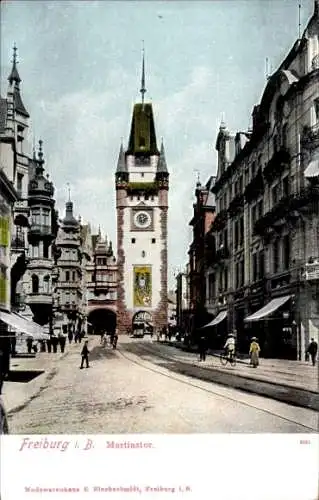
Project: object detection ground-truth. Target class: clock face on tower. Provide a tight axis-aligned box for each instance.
[134,211,152,229]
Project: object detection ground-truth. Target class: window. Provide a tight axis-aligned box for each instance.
[240,259,245,286]
[234,220,239,248]
[72,271,76,281]
[258,200,263,219]
[131,238,136,244]
[239,217,244,246]
[282,177,289,197]
[282,123,288,149]
[252,253,257,281]
[17,173,23,197]
[283,234,290,270]
[141,172,145,178]
[273,240,280,273]
[139,136,146,148]
[208,274,215,300]
[251,205,257,226]
[65,271,70,281]
[145,194,149,200]
[141,251,146,258]
[42,209,50,227]
[43,242,49,258]
[32,244,39,258]
[224,268,228,291]
[259,250,265,279]
[314,98,319,123]
[43,275,50,293]
[32,275,39,294]
[272,184,280,205]
[32,210,40,225]
[151,196,154,201]
[151,238,156,244]
[251,161,256,178]
[130,196,134,201]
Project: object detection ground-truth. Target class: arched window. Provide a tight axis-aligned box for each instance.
[32,275,39,294]
[43,275,50,294]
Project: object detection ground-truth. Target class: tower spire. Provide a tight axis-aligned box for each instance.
[140,41,147,105]
[8,43,21,85]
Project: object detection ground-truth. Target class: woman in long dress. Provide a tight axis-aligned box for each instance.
[249,337,260,368]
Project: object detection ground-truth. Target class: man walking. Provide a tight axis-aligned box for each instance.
[306,338,318,366]
[80,341,90,369]
[198,333,207,362]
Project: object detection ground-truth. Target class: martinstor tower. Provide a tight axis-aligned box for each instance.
[115,55,169,334]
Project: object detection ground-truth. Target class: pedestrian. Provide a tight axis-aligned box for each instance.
[80,341,90,369]
[112,329,118,349]
[306,338,318,366]
[26,337,33,354]
[249,337,260,368]
[68,331,73,344]
[198,333,207,361]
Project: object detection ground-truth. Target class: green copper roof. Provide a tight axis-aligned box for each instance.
[127,103,159,155]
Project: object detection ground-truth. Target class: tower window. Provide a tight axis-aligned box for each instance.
[43,242,49,258]
[141,251,146,258]
[152,238,156,244]
[139,136,146,148]
[141,172,144,177]
[131,238,136,244]
[145,195,149,200]
[151,196,154,201]
[130,196,134,201]
[31,275,39,294]
[65,271,70,281]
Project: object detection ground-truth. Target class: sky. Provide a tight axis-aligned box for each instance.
[0,0,315,288]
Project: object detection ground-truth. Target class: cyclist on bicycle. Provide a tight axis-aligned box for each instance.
[224,333,236,360]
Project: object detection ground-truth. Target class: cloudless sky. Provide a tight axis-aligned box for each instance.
[1,0,315,287]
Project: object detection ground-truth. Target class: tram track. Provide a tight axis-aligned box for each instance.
[117,342,318,432]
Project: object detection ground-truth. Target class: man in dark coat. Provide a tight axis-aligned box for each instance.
[198,333,207,362]
[80,341,90,369]
[306,338,318,366]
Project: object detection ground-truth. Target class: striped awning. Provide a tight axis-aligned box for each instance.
[201,310,227,329]
[244,295,293,322]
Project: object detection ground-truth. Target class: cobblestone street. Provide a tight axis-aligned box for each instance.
[4,337,317,434]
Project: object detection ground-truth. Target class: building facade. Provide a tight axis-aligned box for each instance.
[188,176,216,332]
[207,2,319,359]
[86,232,117,334]
[115,58,169,334]
[54,199,84,336]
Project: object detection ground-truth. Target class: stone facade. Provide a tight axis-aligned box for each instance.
[115,71,169,334]
[206,2,319,359]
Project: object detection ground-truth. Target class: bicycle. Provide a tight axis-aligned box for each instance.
[219,350,236,367]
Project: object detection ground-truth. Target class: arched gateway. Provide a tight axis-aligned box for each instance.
[87,308,117,335]
[132,310,153,336]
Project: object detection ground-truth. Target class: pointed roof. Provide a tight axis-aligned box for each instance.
[127,103,159,155]
[63,200,79,228]
[140,45,147,104]
[157,140,168,173]
[8,45,21,85]
[116,142,128,173]
[7,46,29,118]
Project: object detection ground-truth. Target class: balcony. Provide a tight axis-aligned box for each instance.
[228,194,244,217]
[301,123,319,150]
[210,209,228,232]
[244,169,264,203]
[263,148,290,184]
[11,236,26,250]
[304,259,319,281]
[29,224,52,236]
[27,293,53,305]
[27,258,53,270]
[254,187,319,237]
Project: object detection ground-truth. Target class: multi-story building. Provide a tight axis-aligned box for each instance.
[188,176,216,331]
[86,232,117,334]
[54,198,84,336]
[207,1,319,359]
[175,270,191,333]
[115,55,169,334]
[23,141,56,327]
[1,46,30,312]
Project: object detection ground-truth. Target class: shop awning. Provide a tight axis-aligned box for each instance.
[304,158,319,178]
[0,310,49,340]
[244,295,293,322]
[201,310,227,329]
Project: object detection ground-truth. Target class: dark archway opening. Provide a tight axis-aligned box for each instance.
[88,309,117,335]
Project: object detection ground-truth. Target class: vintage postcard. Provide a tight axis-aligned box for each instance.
[0,0,318,499]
